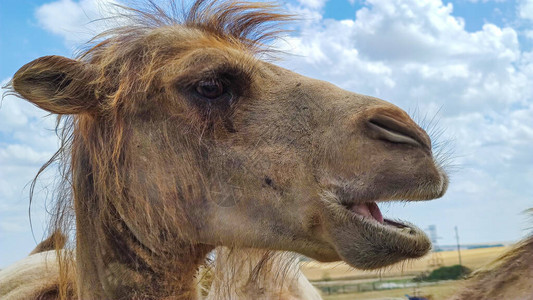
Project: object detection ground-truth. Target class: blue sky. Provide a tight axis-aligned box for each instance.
[1,0,533,268]
[0,0,527,78]
[1,1,67,79]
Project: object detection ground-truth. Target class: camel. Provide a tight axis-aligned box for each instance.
[1,0,448,298]
[448,234,533,299]
[0,236,73,300]
[204,248,321,299]
[0,237,320,299]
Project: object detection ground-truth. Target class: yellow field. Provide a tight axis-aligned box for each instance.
[301,246,508,281]
[322,280,460,300]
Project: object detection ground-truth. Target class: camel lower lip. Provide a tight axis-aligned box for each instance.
[321,198,432,269]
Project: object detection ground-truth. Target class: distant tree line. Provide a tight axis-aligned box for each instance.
[414,265,471,282]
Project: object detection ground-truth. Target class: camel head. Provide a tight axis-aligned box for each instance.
[10,0,447,284]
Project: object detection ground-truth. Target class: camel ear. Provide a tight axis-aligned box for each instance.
[11,55,99,115]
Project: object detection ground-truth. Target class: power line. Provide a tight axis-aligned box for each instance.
[455,226,462,266]
[426,225,443,268]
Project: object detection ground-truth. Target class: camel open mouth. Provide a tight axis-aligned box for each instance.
[343,201,414,233]
[320,195,433,270]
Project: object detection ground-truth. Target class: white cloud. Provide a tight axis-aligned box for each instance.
[523,29,533,40]
[282,0,526,115]
[36,0,119,47]
[0,82,57,267]
[1,80,58,151]
[296,0,327,10]
[0,216,28,233]
[0,145,53,165]
[519,0,533,21]
[466,0,507,2]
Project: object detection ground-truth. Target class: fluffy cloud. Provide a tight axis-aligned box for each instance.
[281,0,529,116]
[36,0,119,47]
[519,0,533,21]
[0,81,57,266]
[296,0,327,10]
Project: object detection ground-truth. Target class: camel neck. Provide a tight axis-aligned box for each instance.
[75,202,213,299]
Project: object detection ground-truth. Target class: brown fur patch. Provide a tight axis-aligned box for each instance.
[29,232,67,255]
[449,233,533,299]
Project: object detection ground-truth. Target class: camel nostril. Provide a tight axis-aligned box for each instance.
[368,115,431,150]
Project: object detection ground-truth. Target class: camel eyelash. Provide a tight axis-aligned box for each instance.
[173,59,252,87]
[176,68,250,103]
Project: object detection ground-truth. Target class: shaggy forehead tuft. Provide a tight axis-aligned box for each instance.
[84,0,293,55]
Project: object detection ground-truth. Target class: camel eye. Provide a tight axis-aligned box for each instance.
[196,79,225,99]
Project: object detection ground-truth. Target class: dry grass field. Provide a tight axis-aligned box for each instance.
[301,246,509,281]
[322,280,460,300]
[303,246,509,299]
